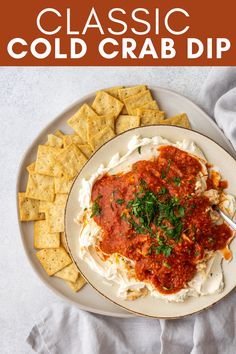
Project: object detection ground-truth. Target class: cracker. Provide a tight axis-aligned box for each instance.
[118,85,147,101]
[54,130,64,139]
[160,113,191,129]
[78,144,93,158]
[26,162,35,173]
[117,86,147,115]
[137,109,165,126]
[65,275,87,292]
[39,200,51,213]
[87,114,115,141]
[45,194,67,233]
[47,134,63,148]
[116,115,140,134]
[34,220,60,249]
[35,145,61,176]
[63,134,84,147]
[36,247,72,276]
[54,177,74,194]
[92,91,123,118]
[104,86,123,99]
[88,126,115,151]
[133,100,159,115]
[124,90,153,115]
[54,144,87,179]
[67,104,97,142]
[18,193,44,221]
[53,193,68,205]
[26,173,55,202]
[55,263,79,283]
[61,232,69,253]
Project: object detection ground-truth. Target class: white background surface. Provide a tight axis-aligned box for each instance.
[0,67,211,353]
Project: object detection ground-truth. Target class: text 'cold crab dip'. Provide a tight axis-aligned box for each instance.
[76,136,236,302]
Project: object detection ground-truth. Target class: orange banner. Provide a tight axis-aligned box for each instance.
[0,0,235,66]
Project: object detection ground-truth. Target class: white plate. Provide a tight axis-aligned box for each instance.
[17,86,235,318]
[66,125,236,318]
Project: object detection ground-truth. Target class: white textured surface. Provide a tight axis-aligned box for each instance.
[0,66,211,353]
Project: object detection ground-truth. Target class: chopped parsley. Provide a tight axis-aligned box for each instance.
[154,239,173,257]
[154,197,184,242]
[160,223,183,240]
[128,218,146,234]
[138,146,142,154]
[178,205,185,217]
[116,199,124,205]
[146,247,153,255]
[173,176,182,186]
[127,190,158,234]
[159,187,167,195]
[124,186,185,242]
[147,241,173,257]
[91,195,102,218]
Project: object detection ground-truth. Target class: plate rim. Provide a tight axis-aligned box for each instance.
[16,85,235,318]
[65,124,236,319]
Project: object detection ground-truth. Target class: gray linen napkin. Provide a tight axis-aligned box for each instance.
[27,68,236,354]
[199,67,236,150]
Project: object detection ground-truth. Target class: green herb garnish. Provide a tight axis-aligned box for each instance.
[154,239,173,257]
[177,205,185,217]
[116,199,124,205]
[91,195,102,218]
[173,176,182,186]
[146,246,153,255]
[128,218,146,234]
[138,146,142,154]
[148,238,173,257]
[128,190,158,230]
[159,187,167,195]
[122,179,186,243]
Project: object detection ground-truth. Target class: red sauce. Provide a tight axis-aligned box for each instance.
[91,146,232,294]
[219,180,228,189]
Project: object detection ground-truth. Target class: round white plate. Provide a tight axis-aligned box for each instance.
[17,86,235,317]
[66,125,236,318]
